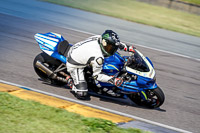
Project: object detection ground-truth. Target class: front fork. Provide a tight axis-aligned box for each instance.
[140,82,157,101]
[140,91,148,101]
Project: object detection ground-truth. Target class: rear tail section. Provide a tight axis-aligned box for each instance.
[34,32,65,56]
[34,32,68,63]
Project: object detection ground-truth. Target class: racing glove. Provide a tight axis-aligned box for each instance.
[119,42,136,53]
[128,46,136,53]
[108,77,123,87]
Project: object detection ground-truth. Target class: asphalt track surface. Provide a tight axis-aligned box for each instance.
[0,0,200,133]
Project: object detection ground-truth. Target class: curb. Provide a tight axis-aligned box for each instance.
[0,80,192,133]
[0,82,133,124]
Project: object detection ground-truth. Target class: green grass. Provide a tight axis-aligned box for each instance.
[180,0,200,5]
[42,0,200,37]
[0,92,149,133]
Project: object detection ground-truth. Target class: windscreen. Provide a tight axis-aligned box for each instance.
[126,51,150,72]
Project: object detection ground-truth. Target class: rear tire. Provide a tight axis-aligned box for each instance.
[33,53,52,83]
[33,52,65,85]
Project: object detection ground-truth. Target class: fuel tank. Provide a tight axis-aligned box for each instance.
[102,52,124,76]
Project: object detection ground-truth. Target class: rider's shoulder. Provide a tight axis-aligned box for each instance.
[86,35,101,40]
[81,35,100,46]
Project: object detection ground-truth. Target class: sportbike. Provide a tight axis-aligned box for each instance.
[33,32,165,108]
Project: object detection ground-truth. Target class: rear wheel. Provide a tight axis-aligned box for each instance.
[33,53,51,83]
[33,52,65,85]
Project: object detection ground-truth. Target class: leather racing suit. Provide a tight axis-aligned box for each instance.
[66,35,135,94]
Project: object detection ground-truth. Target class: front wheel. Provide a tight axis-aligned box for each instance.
[145,87,165,108]
[129,87,165,109]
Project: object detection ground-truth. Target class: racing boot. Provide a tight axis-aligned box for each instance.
[72,82,89,100]
[76,91,88,100]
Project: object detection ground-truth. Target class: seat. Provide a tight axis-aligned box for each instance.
[57,40,71,57]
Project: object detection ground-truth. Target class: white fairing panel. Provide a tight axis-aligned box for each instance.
[126,50,155,79]
[34,33,59,49]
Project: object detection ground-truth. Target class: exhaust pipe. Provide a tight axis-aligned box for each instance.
[35,61,68,83]
[35,60,56,78]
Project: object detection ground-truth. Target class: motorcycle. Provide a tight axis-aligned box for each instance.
[33,32,165,109]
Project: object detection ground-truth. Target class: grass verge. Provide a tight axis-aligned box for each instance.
[42,0,200,37]
[180,0,200,5]
[0,92,149,133]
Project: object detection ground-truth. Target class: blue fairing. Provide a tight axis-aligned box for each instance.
[137,76,157,89]
[100,52,157,92]
[102,52,124,76]
[51,52,67,64]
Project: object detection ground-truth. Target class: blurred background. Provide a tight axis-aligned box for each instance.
[138,0,200,15]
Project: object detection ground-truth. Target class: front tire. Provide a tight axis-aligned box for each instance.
[129,87,165,109]
[145,87,165,108]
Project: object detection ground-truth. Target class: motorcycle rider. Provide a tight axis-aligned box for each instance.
[66,30,135,99]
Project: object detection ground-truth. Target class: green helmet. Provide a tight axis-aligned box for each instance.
[99,30,120,57]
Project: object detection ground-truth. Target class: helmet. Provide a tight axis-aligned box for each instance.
[99,30,120,57]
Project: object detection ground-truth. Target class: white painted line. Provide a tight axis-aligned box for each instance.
[0,79,192,133]
[131,42,200,62]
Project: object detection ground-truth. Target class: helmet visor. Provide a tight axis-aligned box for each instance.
[104,43,118,56]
